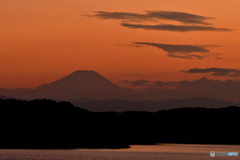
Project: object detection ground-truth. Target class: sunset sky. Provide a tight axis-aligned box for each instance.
[1,0,240,89]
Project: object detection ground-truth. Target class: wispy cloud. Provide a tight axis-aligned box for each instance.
[119,77,240,89]
[126,73,141,76]
[133,42,212,59]
[118,77,240,102]
[184,68,240,77]
[87,10,231,32]
[122,23,231,32]
[119,80,149,87]
[91,11,213,24]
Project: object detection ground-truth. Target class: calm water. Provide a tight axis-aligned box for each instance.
[0,144,239,160]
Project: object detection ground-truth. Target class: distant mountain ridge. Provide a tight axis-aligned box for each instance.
[74,97,236,112]
[0,70,238,111]
[0,95,14,99]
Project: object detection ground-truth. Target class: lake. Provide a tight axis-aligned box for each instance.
[0,144,239,160]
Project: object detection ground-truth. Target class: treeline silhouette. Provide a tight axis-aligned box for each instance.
[0,98,240,149]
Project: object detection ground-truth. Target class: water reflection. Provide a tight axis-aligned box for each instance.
[0,144,239,160]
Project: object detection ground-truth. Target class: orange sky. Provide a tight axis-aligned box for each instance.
[1,0,240,88]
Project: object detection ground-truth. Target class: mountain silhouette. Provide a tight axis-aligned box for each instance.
[0,70,125,101]
[1,98,240,148]
[35,70,125,100]
[37,70,120,90]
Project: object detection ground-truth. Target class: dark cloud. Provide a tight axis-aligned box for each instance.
[133,42,211,59]
[118,77,240,103]
[117,44,144,48]
[168,53,208,59]
[134,42,209,53]
[87,10,231,33]
[231,74,240,77]
[122,23,231,32]
[185,68,240,77]
[119,79,179,88]
[127,73,141,76]
[120,77,240,89]
[92,11,212,24]
[119,80,150,87]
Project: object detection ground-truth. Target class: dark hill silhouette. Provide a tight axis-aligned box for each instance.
[0,98,129,149]
[0,98,240,149]
[74,97,235,112]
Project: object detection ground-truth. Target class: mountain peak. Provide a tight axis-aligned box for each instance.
[72,70,96,74]
[69,70,98,77]
[37,70,120,90]
[34,70,123,100]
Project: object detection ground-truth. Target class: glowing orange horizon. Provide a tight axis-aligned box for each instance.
[1,0,240,89]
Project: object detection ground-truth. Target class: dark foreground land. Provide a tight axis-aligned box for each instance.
[0,99,240,149]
